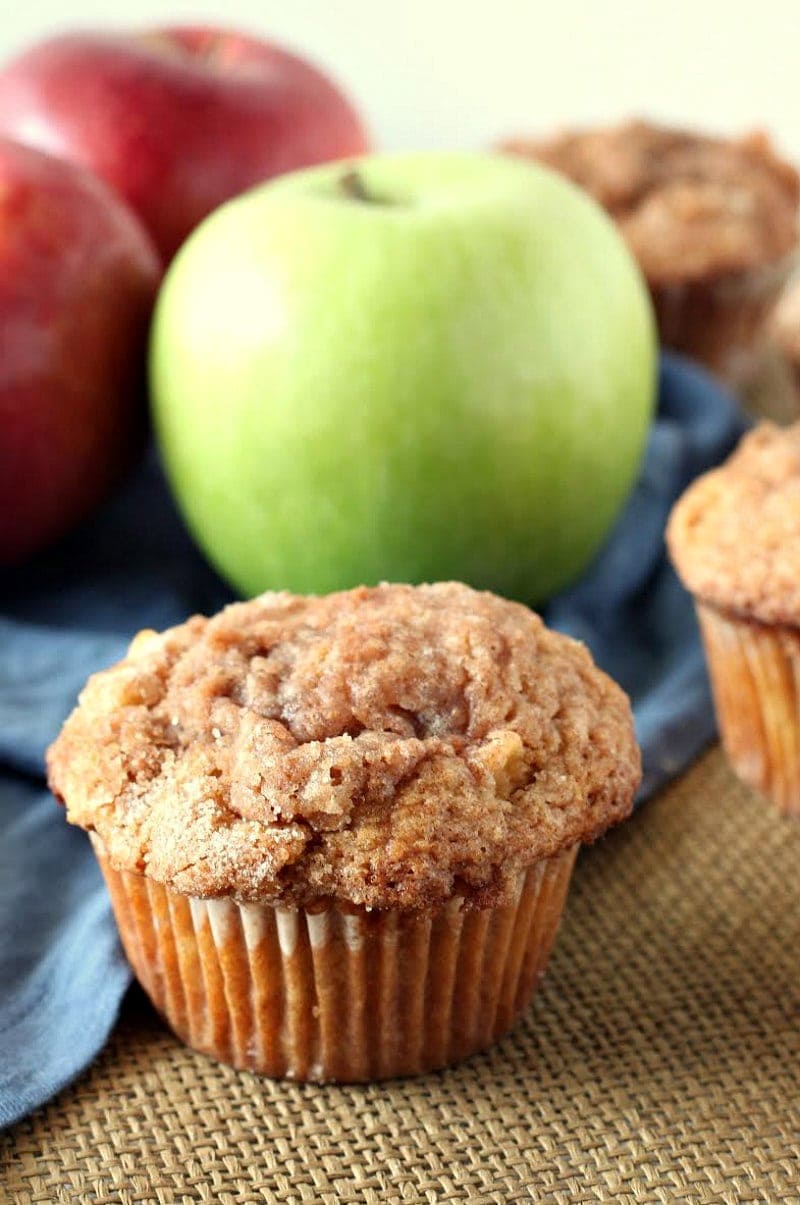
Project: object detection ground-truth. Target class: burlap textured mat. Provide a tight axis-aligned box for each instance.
[4,745,800,1203]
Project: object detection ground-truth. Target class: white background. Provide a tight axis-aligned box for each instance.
[1,0,798,162]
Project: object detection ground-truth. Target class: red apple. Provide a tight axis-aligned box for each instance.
[0,28,371,261]
[0,138,161,564]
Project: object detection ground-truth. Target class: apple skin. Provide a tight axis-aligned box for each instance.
[150,152,657,603]
[0,28,370,262]
[0,138,161,564]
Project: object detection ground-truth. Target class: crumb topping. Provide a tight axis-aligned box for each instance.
[500,121,799,283]
[47,583,639,910]
[668,423,800,625]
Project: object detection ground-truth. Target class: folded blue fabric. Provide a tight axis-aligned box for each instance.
[0,353,746,1127]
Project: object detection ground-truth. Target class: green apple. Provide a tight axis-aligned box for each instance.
[150,152,656,602]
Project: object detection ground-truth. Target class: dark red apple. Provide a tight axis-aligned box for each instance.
[0,138,161,564]
[0,28,371,261]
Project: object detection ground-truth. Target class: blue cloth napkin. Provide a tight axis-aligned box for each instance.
[0,353,746,1127]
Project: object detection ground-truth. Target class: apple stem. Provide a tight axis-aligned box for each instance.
[338,170,391,205]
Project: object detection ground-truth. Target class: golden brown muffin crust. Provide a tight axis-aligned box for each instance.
[668,423,800,625]
[500,121,799,284]
[47,583,639,911]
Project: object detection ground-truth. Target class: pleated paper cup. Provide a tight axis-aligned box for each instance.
[696,601,800,815]
[652,253,795,390]
[91,836,578,1082]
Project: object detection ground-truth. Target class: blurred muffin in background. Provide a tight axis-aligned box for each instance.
[499,121,799,389]
[668,422,800,815]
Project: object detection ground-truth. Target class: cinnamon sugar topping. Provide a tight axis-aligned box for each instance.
[47,583,639,910]
[501,121,799,284]
[668,423,800,625]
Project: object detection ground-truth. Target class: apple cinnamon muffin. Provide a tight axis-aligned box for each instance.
[499,121,799,386]
[668,423,800,813]
[47,582,639,1081]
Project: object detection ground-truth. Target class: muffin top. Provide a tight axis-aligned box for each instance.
[500,121,799,284]
[667,423,800,625]
[47,583,639,911]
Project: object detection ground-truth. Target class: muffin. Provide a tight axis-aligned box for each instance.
[499,120,799,387]
[47,582,639,1081]
[667,424,800,813]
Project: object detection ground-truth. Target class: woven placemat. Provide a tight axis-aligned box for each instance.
[4,745,800,1204]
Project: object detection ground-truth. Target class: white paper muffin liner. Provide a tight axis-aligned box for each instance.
[92,836,579,1081]
[652,252,795,389]
[697,601,800,814]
